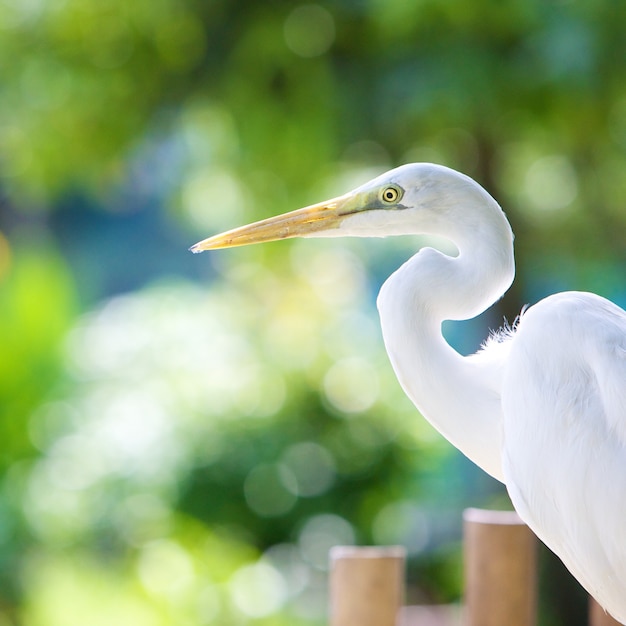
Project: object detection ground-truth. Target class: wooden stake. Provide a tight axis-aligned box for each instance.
[463,508,537,626]
[589,597,623,626]
[329,546,405,626]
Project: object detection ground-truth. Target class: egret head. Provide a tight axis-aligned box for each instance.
[190,163,498,252]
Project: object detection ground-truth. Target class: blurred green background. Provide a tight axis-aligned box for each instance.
[1,0,625,624]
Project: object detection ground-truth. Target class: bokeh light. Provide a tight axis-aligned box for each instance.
[137,539,195,597]
[229,560,288,618]
[281,442,336,497]
[298,514,355,571]
[323,357,380,414]
[244,463,298,517]
[523,155,579,214]
[284,5,335,58]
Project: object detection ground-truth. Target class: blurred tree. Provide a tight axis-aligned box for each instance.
[0,0,624,624]
[0,244,76,615]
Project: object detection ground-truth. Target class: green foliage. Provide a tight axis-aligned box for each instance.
[0,242,76,615]
[17,269,448,623]
[0,245,75,467]
[0,0,624,624]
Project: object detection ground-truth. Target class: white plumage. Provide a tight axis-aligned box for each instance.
[192,163,626,623]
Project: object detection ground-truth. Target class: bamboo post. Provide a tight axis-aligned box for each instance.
[463,508,537,626]
[590,597,623,626]
[329,546,406,626]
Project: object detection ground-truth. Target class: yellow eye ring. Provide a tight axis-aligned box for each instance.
[381,186,400,203]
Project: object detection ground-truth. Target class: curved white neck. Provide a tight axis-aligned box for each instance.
[377,194,514,481]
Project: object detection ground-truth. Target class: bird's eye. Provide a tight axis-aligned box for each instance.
[381,186,400,204]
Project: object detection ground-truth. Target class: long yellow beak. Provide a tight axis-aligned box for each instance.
[190,192,356,252]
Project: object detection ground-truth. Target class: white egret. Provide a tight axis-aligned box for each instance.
[191,163,626,622]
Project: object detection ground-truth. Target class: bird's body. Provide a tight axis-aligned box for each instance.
[192,163,626,622]
[503,292,626,615]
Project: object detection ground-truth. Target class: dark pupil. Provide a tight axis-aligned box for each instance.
[385,190,395,200]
